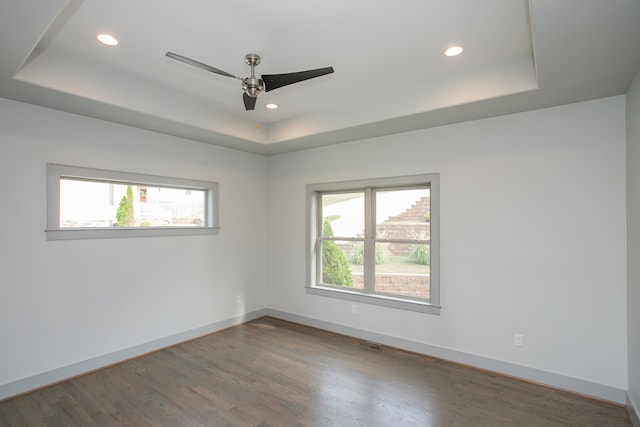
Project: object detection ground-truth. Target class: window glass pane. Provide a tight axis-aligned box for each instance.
[376,188,430,240]
[344,241,366,290]
[321,192,365,238]
[321,240,357,288]
[374,243,430,300]
[60,178,206,228]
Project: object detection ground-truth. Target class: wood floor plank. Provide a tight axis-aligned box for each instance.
[0,317,632,426]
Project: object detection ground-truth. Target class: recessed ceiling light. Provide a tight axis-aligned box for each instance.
[444,46,463,57]
[265,103,279,110]
[96,33,118,46]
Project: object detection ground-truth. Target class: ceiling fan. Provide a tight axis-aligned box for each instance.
[165,52,334,111]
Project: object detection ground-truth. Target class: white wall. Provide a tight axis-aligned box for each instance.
[627,71,640,420]
[0,99,269,390]
[0,94,631,404]
[267,96,628,397]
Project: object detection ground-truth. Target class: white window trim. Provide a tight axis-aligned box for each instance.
[306,174,440,315]
[46,163,220,241]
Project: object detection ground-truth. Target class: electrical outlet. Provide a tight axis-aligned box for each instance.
[236,295,242,305]
[514,333,524,346]
[351,304,358,314]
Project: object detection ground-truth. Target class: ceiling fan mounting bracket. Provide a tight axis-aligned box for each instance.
[245,53,261,66]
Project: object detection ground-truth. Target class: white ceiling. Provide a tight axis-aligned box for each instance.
[1,0,639,155]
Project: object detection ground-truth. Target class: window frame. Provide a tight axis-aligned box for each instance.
[306,174,440,315]
[46,163,220,240]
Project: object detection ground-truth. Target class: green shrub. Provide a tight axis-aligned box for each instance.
[348,243,365,265]
[115,185,135,226]
[322,218,353,287]
[323,215,341,229]
[423,211,431,222]
[322,217,336,237]
[349,243,388,265]
[409,244,430,265]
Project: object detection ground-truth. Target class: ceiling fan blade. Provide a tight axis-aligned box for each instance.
[262,67,334,92]
[243,93,257,110]
[166,52,240,80]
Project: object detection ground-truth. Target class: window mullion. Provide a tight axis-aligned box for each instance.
[363,188,375,293]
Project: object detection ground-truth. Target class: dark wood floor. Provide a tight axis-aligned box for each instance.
[0,317,632,426]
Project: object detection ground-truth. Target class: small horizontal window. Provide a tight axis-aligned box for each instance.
[46,164,219,240]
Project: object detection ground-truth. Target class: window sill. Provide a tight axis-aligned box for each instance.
[45,226,220,241]
[306,285,441,315]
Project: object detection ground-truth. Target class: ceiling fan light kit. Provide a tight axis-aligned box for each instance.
[166,51,334,111]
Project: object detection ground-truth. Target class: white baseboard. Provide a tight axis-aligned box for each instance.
[265,309,628,405]
[628,393,640,427]
[1,308,629,407]
[0,309,267,402]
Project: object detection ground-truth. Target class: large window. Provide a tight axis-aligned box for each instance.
[46,164,219,240]
[307,174,440,314]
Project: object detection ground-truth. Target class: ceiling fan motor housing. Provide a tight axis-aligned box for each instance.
[242,77,264,98]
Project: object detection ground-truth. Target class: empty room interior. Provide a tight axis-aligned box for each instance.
[1,0,640,425]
